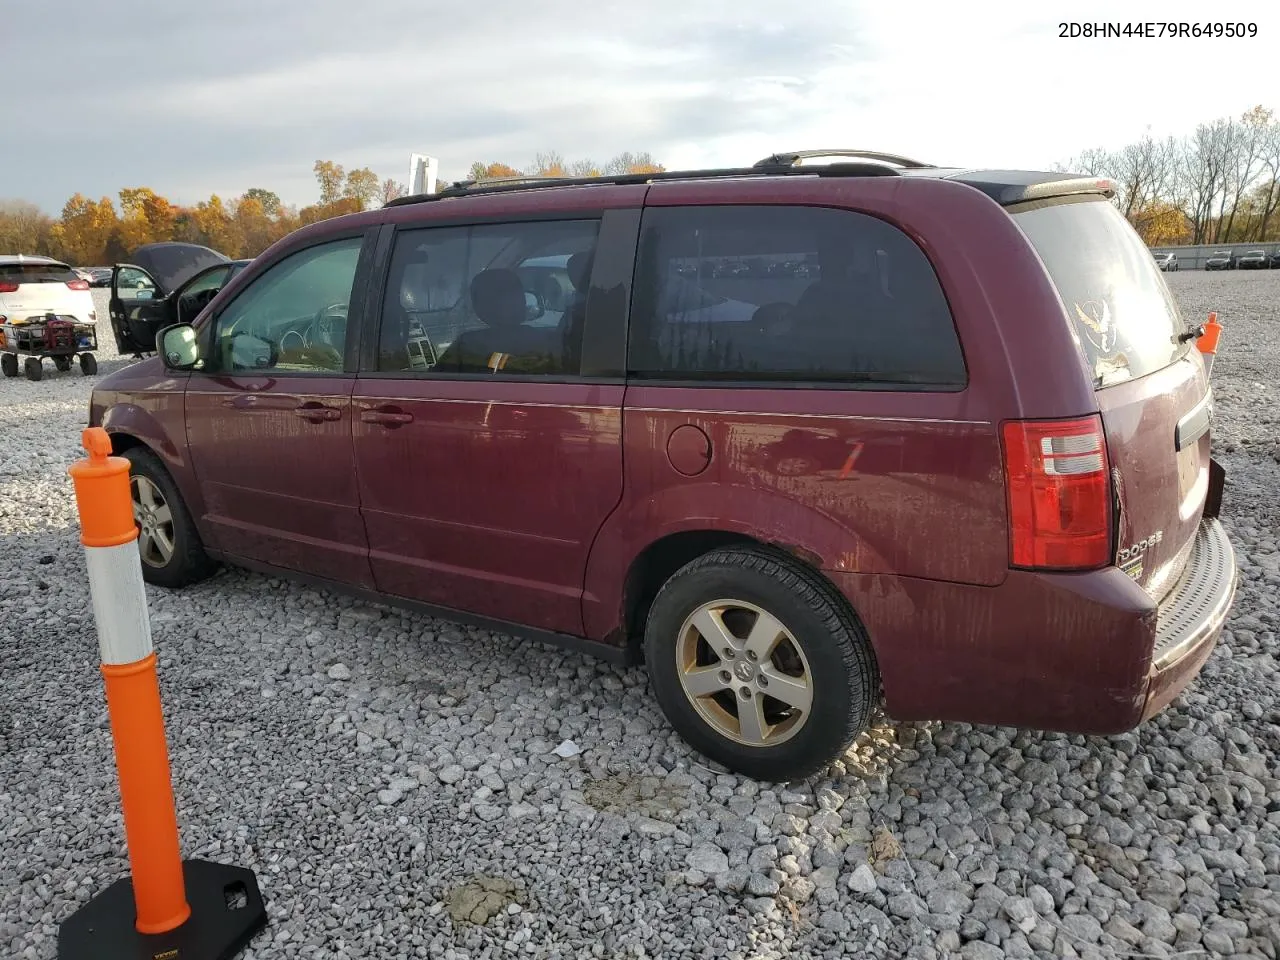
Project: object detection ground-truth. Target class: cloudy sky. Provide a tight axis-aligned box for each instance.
[6,0,1277,213]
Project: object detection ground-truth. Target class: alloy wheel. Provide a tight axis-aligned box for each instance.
[675,598,813,747]
[131,476,175,568]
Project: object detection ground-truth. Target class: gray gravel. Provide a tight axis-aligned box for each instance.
[2,279,1279,959]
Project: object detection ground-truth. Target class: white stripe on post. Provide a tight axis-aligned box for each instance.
[84,542,154,665]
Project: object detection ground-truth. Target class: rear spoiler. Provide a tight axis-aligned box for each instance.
[1000,177,1117,206]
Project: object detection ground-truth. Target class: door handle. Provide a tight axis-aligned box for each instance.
[294,403,342,423]
[360,407,414,427]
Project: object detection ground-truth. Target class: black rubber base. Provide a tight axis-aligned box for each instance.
[58,859,267,960]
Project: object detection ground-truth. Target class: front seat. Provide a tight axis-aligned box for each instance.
[437,269,558,373]
[558,250,594,373]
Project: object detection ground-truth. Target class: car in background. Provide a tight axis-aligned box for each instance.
[90,155,1237,781]
[73,267,96,285]
[88,267,114,287]
[109,243,248,357]
[1269,248,1280,269]
[1152,251,1178,272]
[1238,249,1269,270]
[0,255,97,326]
[1205,250,1236,270]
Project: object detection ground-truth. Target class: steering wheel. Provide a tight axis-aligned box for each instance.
[310,302,349,349]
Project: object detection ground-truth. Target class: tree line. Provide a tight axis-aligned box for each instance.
[1063,104,1280,246]
[0,151,665,266]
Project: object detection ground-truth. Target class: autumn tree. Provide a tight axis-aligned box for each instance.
[49,194,119,265]
[1256,122,1280,240]
[530,151,567,177]
[298,197,362,226]
[468,162,524,181]
[313,160,346,205]
[1130,201,1191,246]
[0,200,55,256]
[381,178,408,204]
[234,195,273,257]
[193,195,239,255]
[603,152,665,175]
[243,187,282,217]
[343,167,380,209]
[117,187,177,252]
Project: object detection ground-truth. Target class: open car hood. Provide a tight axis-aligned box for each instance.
[125,242,229,295]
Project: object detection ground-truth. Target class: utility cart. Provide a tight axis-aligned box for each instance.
[0,314,98,381]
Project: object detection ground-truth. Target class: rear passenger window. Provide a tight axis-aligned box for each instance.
[628,205,966,386]
[378,220,599,376]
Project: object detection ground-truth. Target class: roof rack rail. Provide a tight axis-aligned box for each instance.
[383,160,904,208]
[753,149,932,170]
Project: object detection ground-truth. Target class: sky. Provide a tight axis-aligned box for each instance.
[4,0,1277,214]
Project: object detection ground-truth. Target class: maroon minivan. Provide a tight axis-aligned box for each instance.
[90,151,1238,780]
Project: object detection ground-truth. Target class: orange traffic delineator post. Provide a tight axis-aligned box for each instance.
[1197,311,1223,377]
[58,428,267,960]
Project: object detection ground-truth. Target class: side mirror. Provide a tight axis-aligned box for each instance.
[524,289,545,322]
[158,324,200,370]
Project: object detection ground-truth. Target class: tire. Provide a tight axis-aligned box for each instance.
[1,353,16,378]
[643,546,879,781]
[80,353,98,375]
[23,357,42,381]
[54,357,72,372]
[122,447,217,588]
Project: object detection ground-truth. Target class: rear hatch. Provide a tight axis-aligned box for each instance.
[1014,198,1208,600]
[0,261,92,321]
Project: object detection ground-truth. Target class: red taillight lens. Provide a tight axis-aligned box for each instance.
[67,279,90,290]
[0,282,19,293]
[1001,416,1112,570]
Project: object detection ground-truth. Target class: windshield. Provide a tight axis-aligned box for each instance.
[1014,197,1190,388]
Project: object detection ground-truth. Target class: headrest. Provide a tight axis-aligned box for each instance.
[567,251,595,292]
[470,269,527,329]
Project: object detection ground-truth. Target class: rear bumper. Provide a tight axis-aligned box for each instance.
[1141,518,1236,720]
[829,517,1237,733]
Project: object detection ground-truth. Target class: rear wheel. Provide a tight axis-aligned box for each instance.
[23,357,42,381]
[122,447,217,588]
[0,354,16,378]
[643,546,878,781]
[79,353,97,375]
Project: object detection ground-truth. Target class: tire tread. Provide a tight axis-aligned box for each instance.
[123,447,216,588]
[645,544,880,781]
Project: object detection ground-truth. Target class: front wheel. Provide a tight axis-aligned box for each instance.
[80,353,97,375]
[122,447,217,588]
[0,353,16,378]
[643,546,879,781]
[23,357,42,381]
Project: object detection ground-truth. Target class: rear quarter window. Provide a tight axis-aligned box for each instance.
[627,204,967,387]
[1013,198,1189,386]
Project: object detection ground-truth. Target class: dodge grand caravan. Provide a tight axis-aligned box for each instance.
[89,151,1238,780]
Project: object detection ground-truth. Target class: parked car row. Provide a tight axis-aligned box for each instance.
[1203,248,1280,270]
[89,154,1237,780]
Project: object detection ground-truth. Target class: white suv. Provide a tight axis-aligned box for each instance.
[0,255,98,325]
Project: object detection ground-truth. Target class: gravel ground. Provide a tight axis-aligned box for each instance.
[2,279,1279,960]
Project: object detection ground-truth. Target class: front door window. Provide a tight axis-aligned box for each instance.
[210,237,363,374]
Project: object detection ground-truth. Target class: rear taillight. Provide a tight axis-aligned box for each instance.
[1001,416,1112,570]
[0,282,19,293]
[67,279,90,290]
